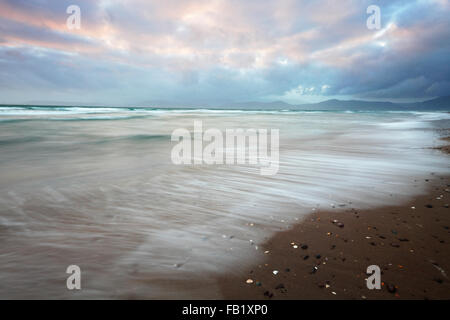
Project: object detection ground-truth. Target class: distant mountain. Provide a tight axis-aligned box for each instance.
[223,96,450,111]
[298,99,396,110]
[408,96,450,109]
[4,96,449,111]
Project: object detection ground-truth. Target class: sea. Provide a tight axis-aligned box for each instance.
[0,106,449,298]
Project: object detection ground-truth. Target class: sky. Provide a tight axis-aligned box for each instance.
[0,0,449,106]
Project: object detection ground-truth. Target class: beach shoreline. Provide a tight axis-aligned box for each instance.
[218,139,450,300]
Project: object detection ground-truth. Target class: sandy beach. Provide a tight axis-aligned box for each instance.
[219,139,450,300]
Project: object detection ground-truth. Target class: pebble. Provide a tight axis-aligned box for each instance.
[386,284,397,293]
[272,270,279,275]
[301,244,308,250]
[331,220,344,228]
[425,204,433,208]
[246,279,254,284]
[275,283,285,290]
[310,266,319,274]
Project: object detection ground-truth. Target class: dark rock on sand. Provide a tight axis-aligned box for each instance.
[386,284,397,293]
[310,266,319,274]
[275,283,285,290]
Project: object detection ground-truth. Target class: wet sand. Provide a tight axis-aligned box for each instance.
[219,140,450,300]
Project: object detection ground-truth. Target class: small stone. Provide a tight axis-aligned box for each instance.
[275,283,285,290]
[310,266,319,274]
[255,281,262,286]
[301,244,308,250]
[316,254,321,259]
[303,255,310,260]
[425,204,433,208]
[272,270,279,275]
[386,284,397,293]
[246,279,254,284]
[263,291,273,298]
[390,242,400,248]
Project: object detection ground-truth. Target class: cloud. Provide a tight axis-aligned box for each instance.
[0,0,449,105]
